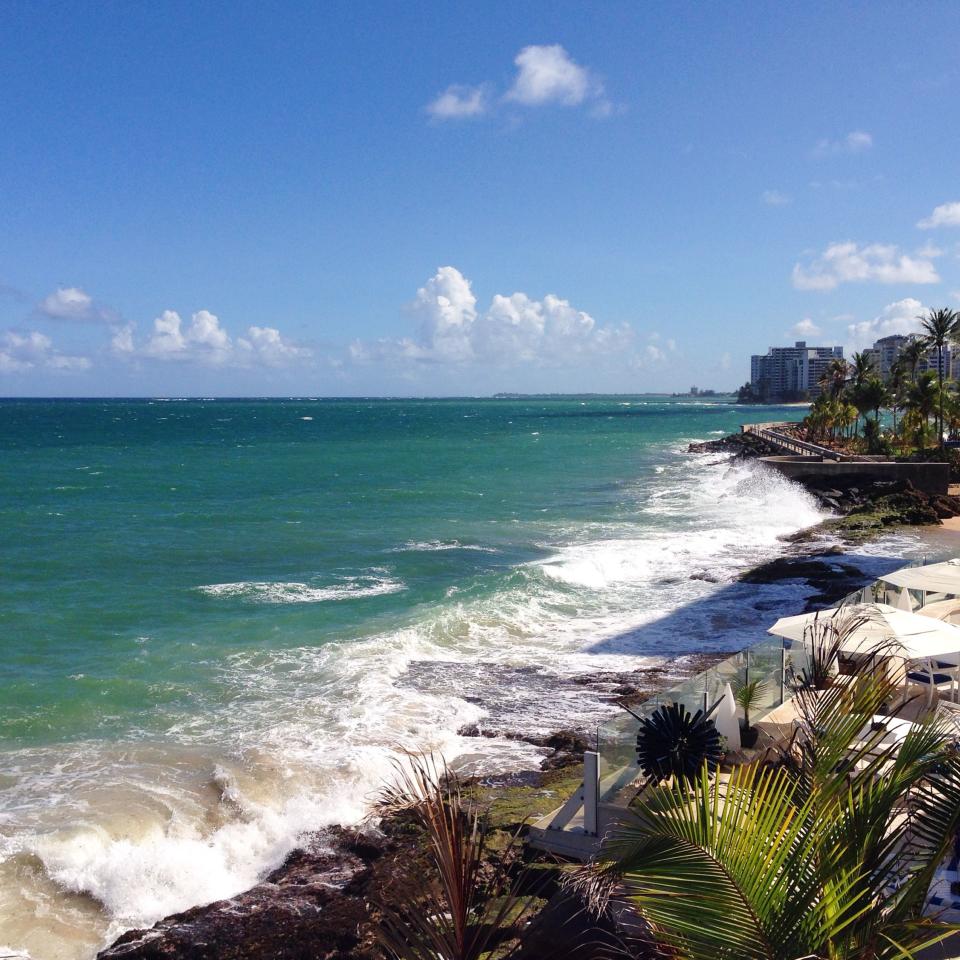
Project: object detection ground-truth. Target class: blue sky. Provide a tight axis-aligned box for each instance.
[1,1,959,396]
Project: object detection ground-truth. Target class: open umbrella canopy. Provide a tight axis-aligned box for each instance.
[768,602,960,661]
[880,559,960,597]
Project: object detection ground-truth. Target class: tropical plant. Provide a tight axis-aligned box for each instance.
[888,357,909,439]
[900,337,927,383]
[818,357,849,400]
[918,306,959,450]
[853,376,889,452]
[575,665,960,960]
[850,350,876,388]
[906,370,940,451]
[373,753,539,960]
[634,701,723,784]
[732,677,768,732]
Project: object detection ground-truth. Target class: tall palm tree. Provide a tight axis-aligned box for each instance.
[900,337,927,383]
[888,357,908,439]
[576,662,960,960]
[907,370,940,451]
[818,357,849,400]
[849,350,875,388]
[857,375,889,452]
[918,306,959,450]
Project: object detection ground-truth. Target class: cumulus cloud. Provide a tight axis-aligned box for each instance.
[790,318,821,337]
[38,286,115,323]
[0,330,91,373]
[236,326,313,367]
[792,242,940,291]
[426,44,611,120]
[812,130,873,158]
[426,84,488,120]
[846,298,928,350]
[351,266,633,369]
[918,201,960,229]
[505,44,601,107]
[761,189,791,206]
[123,309,311,367]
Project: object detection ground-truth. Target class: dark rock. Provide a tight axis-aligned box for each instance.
[97,827,387,960]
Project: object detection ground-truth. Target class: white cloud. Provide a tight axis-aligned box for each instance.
[110,324,135,354]
[37,286,117,324]
[427,44,612,122]
[505,44,603,108]
[0,330,91,372]
[792,242,940,291]
[351,266,633,369]
[918,201,960,229]
[846,298,928,350]
[426,84,488,120]
[236,326,313,367]
[790,318,821,337]
[812,130,873,158]
[134,309,310,367]
[761,189,791,206]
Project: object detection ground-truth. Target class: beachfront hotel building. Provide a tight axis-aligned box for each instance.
[863,334,958,382]
[749,341,845,403]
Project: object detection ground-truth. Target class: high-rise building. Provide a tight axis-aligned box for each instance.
[749,341,844,402]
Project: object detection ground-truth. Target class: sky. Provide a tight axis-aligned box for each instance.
[1,0,960,397]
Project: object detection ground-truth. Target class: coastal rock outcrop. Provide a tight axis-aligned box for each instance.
[97,827,386,960]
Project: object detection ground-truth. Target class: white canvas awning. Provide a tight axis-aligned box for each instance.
[768,602,960,661]
[880,560,960,597]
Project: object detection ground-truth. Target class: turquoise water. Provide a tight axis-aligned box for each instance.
[0,397,796,746]
[1,395,918,959]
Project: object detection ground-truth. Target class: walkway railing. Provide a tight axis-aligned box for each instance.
[742,422,843,460]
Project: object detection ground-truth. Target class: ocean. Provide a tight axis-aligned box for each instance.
[0,396,944,959]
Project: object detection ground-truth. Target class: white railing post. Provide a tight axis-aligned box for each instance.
[583,751,599,835]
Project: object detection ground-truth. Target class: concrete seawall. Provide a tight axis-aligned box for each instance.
[760,456,950,496]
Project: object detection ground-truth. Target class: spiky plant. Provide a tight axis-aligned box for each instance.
[372,753,540,960]
[635,701,723,785]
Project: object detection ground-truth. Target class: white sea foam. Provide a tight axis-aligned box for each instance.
[393,540,498,553]
[196,577,405,603]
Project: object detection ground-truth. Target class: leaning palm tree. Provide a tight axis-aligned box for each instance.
[575,665,960,960]
[919,307,959,450]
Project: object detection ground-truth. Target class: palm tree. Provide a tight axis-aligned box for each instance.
[918,306,959,450]
[888,357,908,439]
[900,337,927,383]
[576,663,960,960]
[818,357,849,400]
[857,376,889,453]
[907,370,940,451]
[849,350,875,388]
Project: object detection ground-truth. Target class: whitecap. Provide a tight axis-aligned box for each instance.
[196,577,405,604]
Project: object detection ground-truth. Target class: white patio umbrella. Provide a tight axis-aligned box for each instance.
[714,682,741,751]
[916,598,960,624]
[895,588,914,612]
[880,560,960,598]
[768,603,960,661]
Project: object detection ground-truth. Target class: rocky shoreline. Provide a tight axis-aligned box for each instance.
[690,433,960,542]
[97,435,936,960]
[98,654,729,960]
